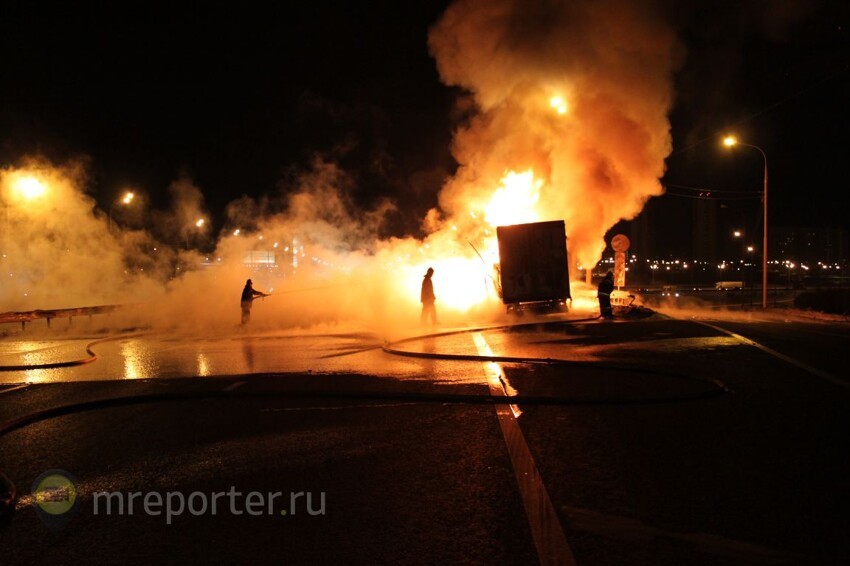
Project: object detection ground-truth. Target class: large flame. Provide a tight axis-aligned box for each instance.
[399,168,548,313]
[483,169,541,227]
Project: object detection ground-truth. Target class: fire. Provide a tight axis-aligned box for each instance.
[402,256,495,312]
[483,169,542,227]
[396,169,547,313]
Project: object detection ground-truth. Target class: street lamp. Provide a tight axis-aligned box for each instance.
[186,218,206,249]
[2,173,49,258]
[108,191,135,232]
[732,229,744,272]
[723,135,768,308]
[13,176,47,200]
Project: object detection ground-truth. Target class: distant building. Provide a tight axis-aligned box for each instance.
[773,226,849,263]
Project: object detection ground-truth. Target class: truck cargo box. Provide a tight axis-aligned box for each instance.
[496,220,571,308]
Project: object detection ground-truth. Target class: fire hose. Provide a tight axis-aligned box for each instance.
[0,318,728,527]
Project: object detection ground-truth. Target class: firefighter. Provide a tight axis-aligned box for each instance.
[597,271,614,319]
[420,267,438,325]
[240,279,267,325]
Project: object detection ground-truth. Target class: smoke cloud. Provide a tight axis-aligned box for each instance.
[2,0,683,334]
[0,158,168,311]
[428,0,680,271]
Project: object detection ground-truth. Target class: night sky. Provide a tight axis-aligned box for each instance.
[2,1,848,249]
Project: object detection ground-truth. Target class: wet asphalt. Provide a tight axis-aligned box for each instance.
[0,313,849,565]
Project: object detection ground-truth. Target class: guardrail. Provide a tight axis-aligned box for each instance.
[0,305,123,330]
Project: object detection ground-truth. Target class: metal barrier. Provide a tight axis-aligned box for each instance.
[0,305,122,331]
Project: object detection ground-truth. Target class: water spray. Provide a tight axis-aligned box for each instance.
[467,239,502,297]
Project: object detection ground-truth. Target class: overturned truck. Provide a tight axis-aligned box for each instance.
[495,220,571,314]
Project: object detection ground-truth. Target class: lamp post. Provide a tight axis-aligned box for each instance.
[2,173,48,260]
[187,218,205,250]
[108,191,135,232]
[723,136,768,308]
[732,229,744,276]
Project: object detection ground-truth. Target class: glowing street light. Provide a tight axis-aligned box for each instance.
[723,134,768,308]
[733,230,741,238]
[14,176,47,200]
[109,190,137,232]
[185,218,206,249]
[549,96,568,115]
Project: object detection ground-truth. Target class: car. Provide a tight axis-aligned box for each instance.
[661,285,680,297]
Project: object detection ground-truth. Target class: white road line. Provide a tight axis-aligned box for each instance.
[223,381,247,392]
[472,332,577,566]
[472,333,521,418]
[696,321,849,391]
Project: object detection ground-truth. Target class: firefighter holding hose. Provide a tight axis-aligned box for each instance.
[240,279,268,325]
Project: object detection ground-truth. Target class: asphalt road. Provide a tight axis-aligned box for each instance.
[0,309,848,565]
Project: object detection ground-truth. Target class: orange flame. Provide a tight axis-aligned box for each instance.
[483,169,542,227]
[399,169,550,314]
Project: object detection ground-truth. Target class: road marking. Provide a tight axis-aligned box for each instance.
[472,333,521,418]
[223,381,247,392]
[472,332,576,566]
[0,384,28,395]
[696,321,849,391]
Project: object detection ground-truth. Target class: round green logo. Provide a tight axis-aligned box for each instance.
[34,471,77,516]
[31,469,79,530]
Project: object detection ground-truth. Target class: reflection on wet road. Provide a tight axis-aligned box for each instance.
[0,317,750,386]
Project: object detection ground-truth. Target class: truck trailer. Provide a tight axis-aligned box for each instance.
[495,220,571,314]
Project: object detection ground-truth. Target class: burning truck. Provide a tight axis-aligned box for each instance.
[494,220,571,314]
